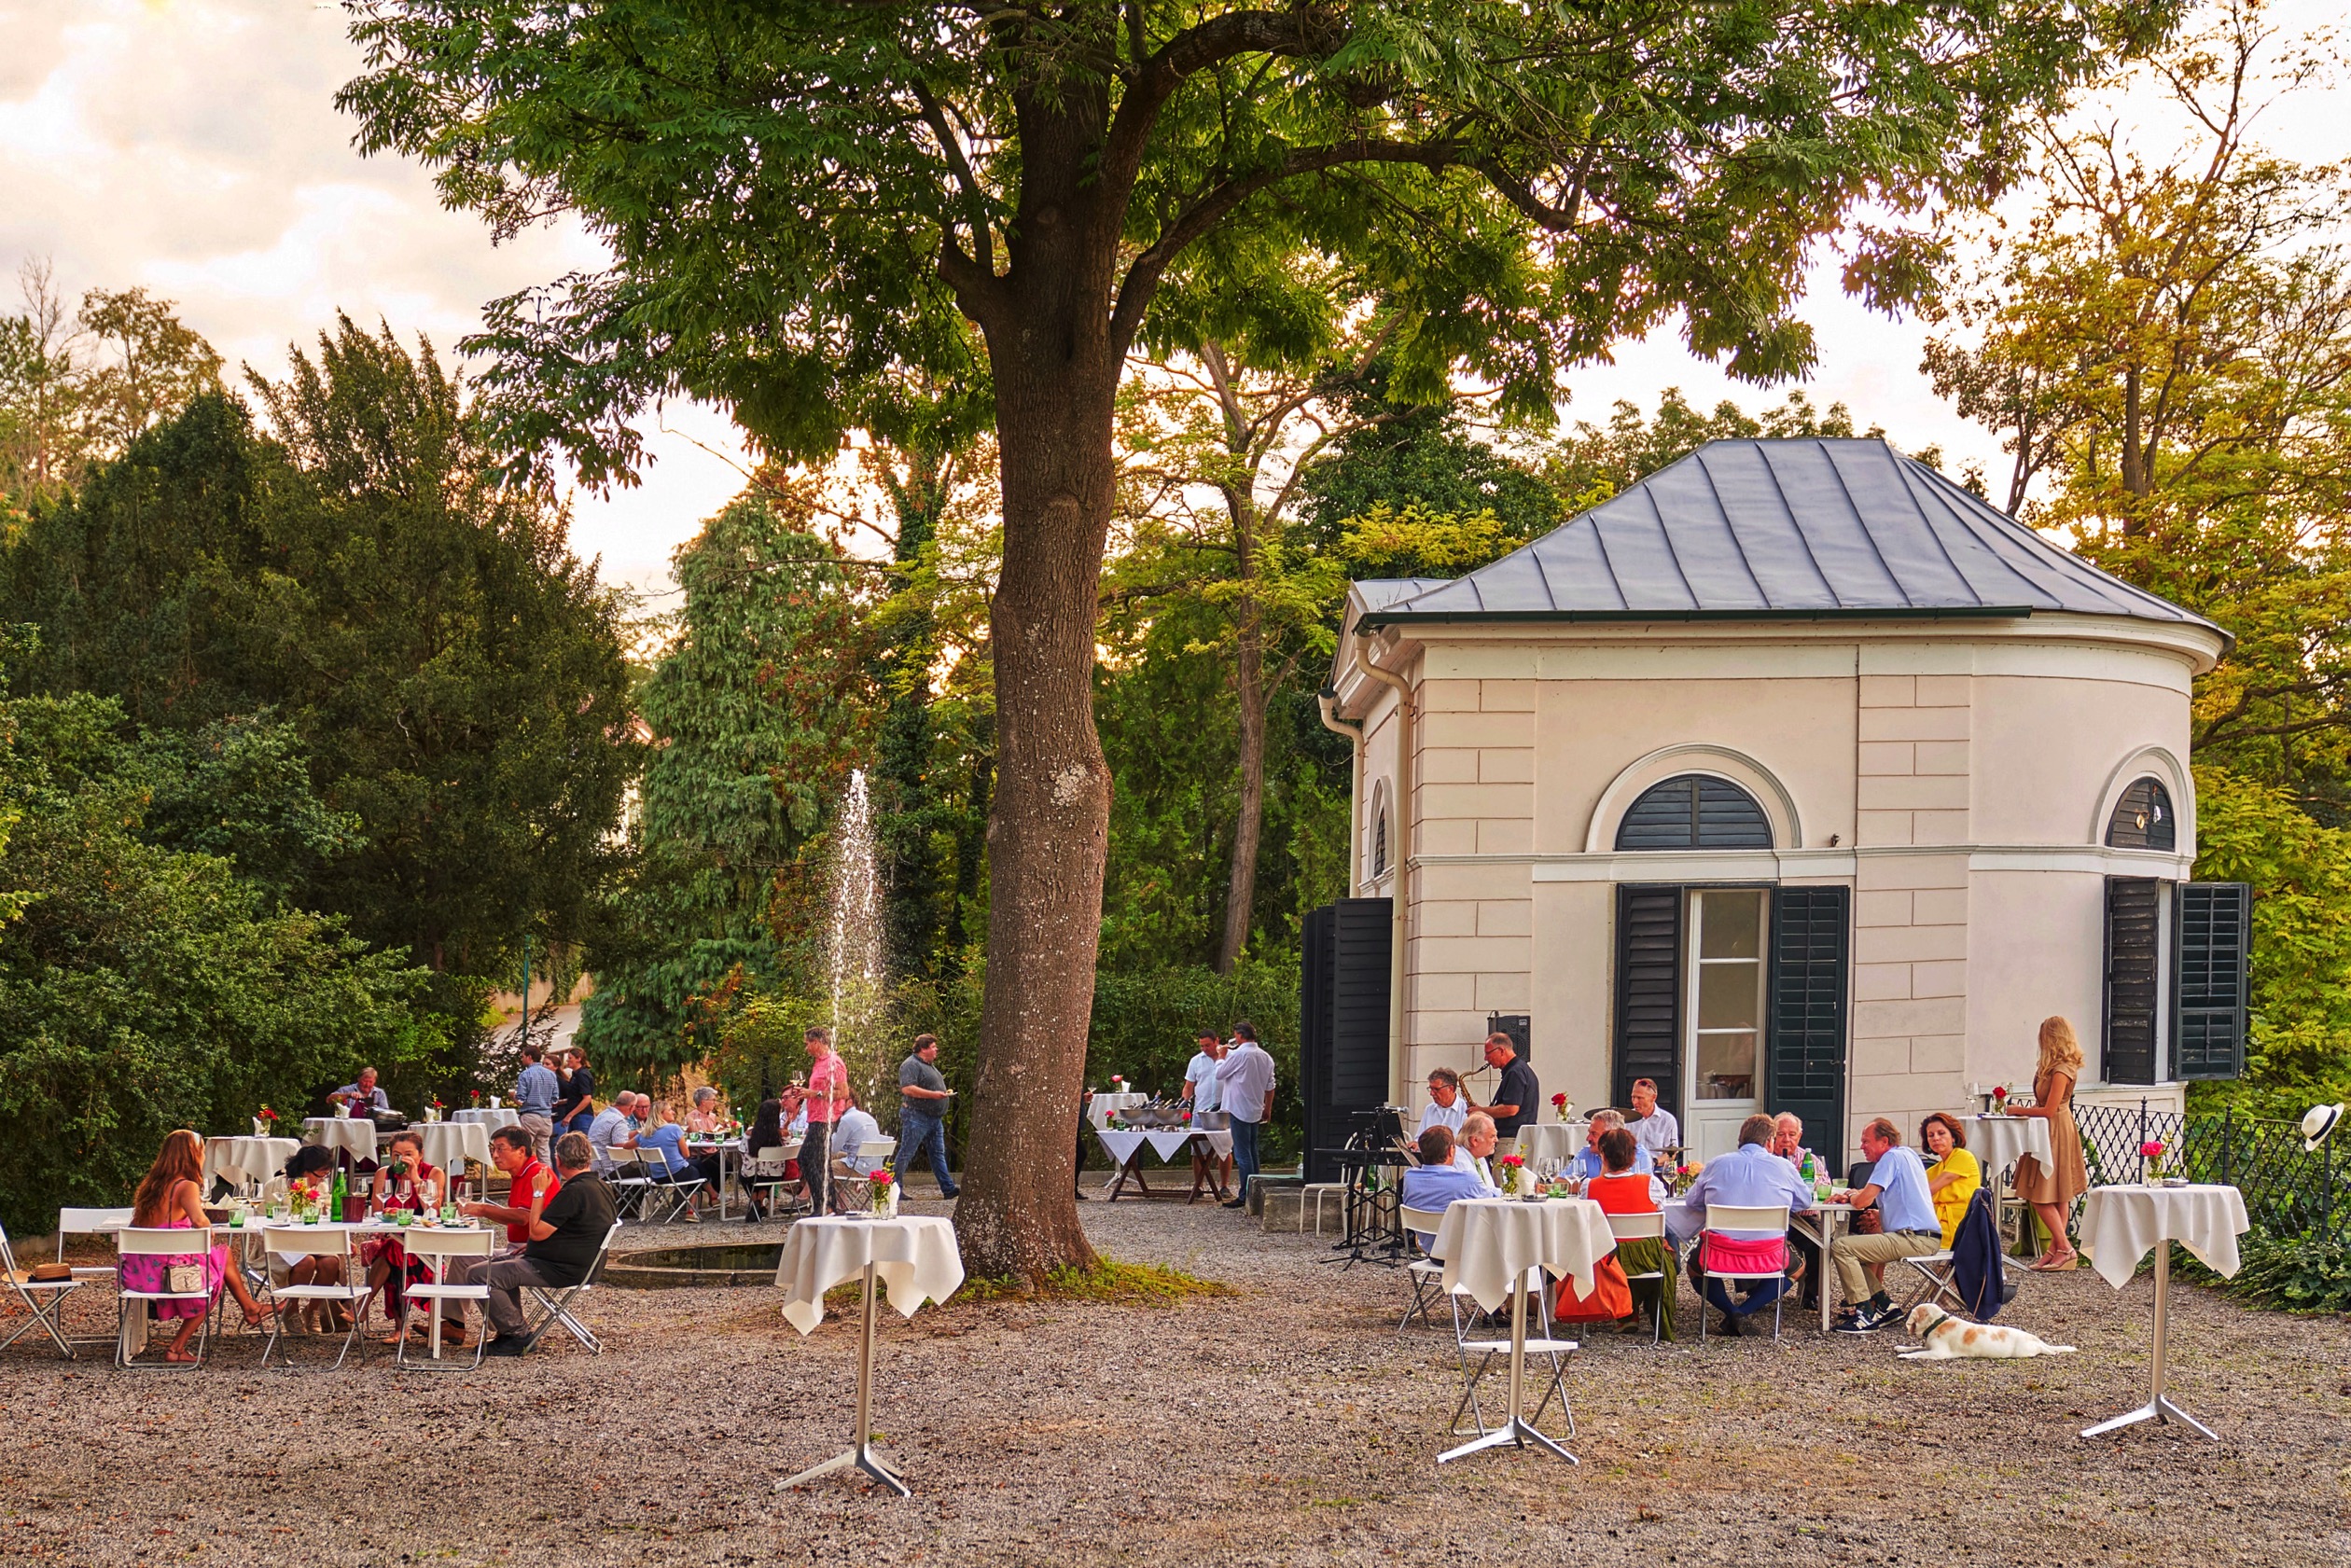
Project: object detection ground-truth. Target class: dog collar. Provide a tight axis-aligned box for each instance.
[1913,1308,1954,1338]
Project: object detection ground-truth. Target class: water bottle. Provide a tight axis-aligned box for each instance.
[331,1166,348,1222]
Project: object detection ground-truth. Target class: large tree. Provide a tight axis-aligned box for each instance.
[341,0,2155,1278]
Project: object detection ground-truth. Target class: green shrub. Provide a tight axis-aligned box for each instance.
[2216,1227,2351,1314]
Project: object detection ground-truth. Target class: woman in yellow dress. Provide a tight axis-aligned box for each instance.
[1919,1112,1981,1248]
[2010,1016,2090,1270]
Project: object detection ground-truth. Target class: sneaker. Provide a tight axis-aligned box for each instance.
[1836,1303,1898,1335]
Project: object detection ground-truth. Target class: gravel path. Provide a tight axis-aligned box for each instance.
[3,1196,2347,1565]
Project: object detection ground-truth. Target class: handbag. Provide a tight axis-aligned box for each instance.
[165,1262,206,1295]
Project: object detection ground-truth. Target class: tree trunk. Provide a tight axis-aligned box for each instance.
[950,312,1118,1281]
[1217,590,1268,975]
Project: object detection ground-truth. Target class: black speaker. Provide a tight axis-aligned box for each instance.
[1301,898,1392,1183]
[1486,1013,1530,1056]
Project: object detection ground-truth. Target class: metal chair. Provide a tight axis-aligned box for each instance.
[113,1227,221,1369]
[0,1218,80,1358]
[1449,1265,1577,1441]
[395,1227,496,1371]
[831,1140,897,1212]
[638,1147,707,1224]
[1607,1210,1669,1346]
[1396,1204,1450,1334]
[1697,1203,1792,1344]
[522,1220,623,1354]
[256,1226,371,1370]
[605,1149,655,1219]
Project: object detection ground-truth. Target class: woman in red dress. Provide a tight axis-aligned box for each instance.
[362,1131,443,1339]
[1554,1127,1674,1334]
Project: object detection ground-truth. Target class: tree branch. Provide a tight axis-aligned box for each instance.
[1107,138,1459,359]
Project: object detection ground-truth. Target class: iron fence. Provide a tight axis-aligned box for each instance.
[2072,1101,2347,1238]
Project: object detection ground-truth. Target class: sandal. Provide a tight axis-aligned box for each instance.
[2028,1249,2080,1271]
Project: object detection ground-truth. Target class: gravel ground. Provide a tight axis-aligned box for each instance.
[3,1194,2348,1566]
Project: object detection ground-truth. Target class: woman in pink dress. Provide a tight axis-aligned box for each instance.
[120,1130,276,1361]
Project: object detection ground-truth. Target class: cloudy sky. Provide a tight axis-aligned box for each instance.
[2,1,2339,598]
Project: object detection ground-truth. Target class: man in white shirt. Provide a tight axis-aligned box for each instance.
[588,1092,637,1170]
[1624,1078,1680,1162]
[833,1096,885,1180]
[1416,1069,1467,1136]
[1214,1021,1276,1209]
[1449,1113,1502,1192]
[1181,1034,1225,1124]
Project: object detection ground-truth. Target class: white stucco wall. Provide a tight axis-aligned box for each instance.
[1333,614,2217,1157]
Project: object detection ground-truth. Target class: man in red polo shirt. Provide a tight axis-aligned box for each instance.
[801,1025,849,1214]
[464,1126,562,1248]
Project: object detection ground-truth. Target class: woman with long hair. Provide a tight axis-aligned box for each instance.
[1920,1112,1982,1250]
[362,1130,445,1338]
[122,1129,276,1360]
[2010,1017,2090,1270]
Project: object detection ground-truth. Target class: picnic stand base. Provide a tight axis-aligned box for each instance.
[1437,1282,1579,1467]
[778,1261,913,1497]
[2080,1240,2218,1442]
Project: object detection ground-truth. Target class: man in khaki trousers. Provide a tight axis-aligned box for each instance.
[1828,1117,1945,1335]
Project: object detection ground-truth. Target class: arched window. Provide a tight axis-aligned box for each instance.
[1614,773,1774,851]
[2106,777,2176,851]
[1370,784,1390,879]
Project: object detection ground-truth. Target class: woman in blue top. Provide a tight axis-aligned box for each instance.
[638,1100,690,1176]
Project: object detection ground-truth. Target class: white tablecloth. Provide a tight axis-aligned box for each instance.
[413,1121,494,1175]
[1513,1122,1586,1167]
[2080,1184,2252,1290]
[1094,1127,1235,1167]
[1965,1115,2053,1178]
[1087,1093,1149,1129]
[773,1215,965,1336]
[303,1117,379,1161]
[203,1136,302,1189]
[452,1108,521,1130]
[1432,1197,1615,1311]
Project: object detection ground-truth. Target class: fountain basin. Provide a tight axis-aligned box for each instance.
[605,1241,785,1289]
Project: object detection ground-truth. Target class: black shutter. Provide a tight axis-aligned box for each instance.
[1613,885,1683,1116]
[2174,882,2250,1081]
[2103,877,2162,1086]
[1301,898,1392,1183]
[1768,885,1850,1170]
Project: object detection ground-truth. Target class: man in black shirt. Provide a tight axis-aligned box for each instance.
[1470,1033,1540,1142]
[461,1131,617,1355]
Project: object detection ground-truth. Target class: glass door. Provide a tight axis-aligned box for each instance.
[1683,888,1768,1161]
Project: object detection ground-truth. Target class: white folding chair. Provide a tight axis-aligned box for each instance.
[1698,1203,1792,1344]
[395,1227,495,1371]
[1450,1265,1577,1441]
[256,1226,371,1370]
[0,1218,80,1358]
[1607,1210,1669,1346]
[114,1227,221,1369]
[605,1148,655,1219]
[829,1139,897,1212]
[638,1148,707,1224]
[1396,1204,1451,1334]
[744,1145,800,1219]
[1897,1248,1962,1313]
[522,1220,623,1354]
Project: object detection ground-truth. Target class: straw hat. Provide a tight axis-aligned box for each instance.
[2302,1103,2344,1152]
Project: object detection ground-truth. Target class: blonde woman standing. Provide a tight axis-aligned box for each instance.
[2010,1017,2090,1270]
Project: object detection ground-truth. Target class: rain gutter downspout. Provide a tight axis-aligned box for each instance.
[1315,687,1364,891]
[1353,633,1413,1108]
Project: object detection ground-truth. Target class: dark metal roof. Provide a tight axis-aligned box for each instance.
[1353,439,2223,643]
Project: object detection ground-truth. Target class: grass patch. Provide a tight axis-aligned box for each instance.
[960,1257,1234,1305]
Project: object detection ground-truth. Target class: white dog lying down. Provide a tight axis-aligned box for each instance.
[1899,1304,2077,1361]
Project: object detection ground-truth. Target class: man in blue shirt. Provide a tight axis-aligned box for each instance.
[1829,1117,1946,1333]
[1398,1126,1494,1254]
[1572,1110,1656,1178]
[1680,1113,1816,1336]
[513,1043,562,1166]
